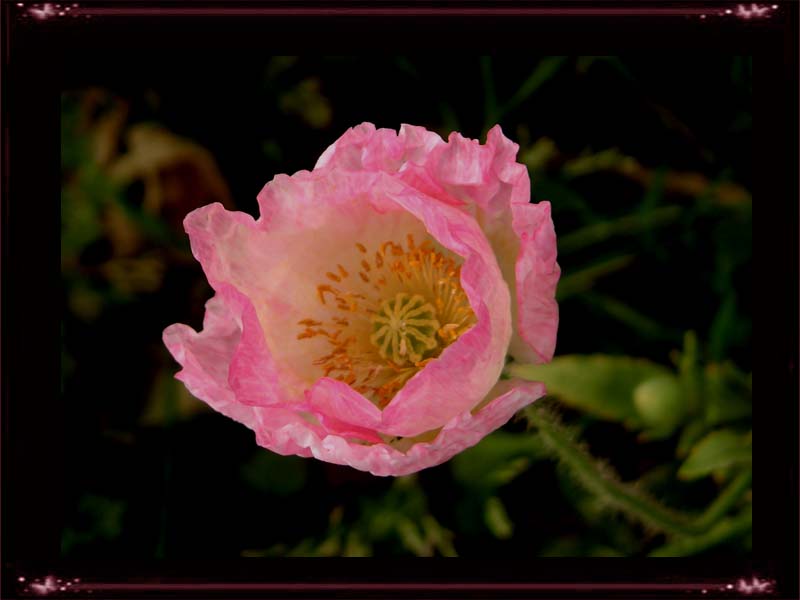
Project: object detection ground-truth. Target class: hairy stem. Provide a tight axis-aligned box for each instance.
[523,404,751,538]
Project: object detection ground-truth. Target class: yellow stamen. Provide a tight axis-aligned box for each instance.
[298,233,476,408]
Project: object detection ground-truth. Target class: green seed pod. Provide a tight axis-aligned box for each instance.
[633,375,687,432]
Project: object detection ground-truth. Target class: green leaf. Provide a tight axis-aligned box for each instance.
[678,331,703,416]
[240,451,308,496]
[315,534,342,557]
[520,138,558,173]
[484,496,514,539]
[343,531,371,557]
[704,363,752,425]
[140,367,211,426]
[580,292,681,342]
[558,205,682,254]
[678,430,751,481]
[451,431,544,489]
[708,293,738,361]
[396,517,432,556]
[676,418,709,458]
[61,494,126,554]
[649,506,752,557]
[508,355,672,424]
[556,255,636,300]
[497,56,568,119]
[562,147,638,179]
[529,177,597,223]
[420,515,458,557]
[278,78,332,129]
[539,536,624,557]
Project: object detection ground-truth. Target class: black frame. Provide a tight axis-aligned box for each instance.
[2,1,796,598]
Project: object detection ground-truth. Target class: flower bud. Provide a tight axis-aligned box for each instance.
[633,375,687,433]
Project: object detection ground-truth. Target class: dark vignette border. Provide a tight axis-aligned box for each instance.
[1,1,797,598]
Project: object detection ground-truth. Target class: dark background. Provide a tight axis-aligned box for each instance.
[3,2,798,597]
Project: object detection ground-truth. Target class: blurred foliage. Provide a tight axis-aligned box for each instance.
[61,55,751,558]
[242,476,457,557]
[509,356,673,426]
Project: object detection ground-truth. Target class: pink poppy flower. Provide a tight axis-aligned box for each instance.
[163,123,559,476]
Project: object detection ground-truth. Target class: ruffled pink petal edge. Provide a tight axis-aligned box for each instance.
[262,379,545,476]
[180,166,511,439]
[164,292,543,476]
[315,122,444,174]
[314,123,559,364]
[510,201,560,364]
[163,293,283,431]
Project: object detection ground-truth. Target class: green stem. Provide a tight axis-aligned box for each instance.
[693,470,752,531]
[523,405,750,538]
[581,292,682,341]
[556,254,636,301]
[525,406,698,536]
[648,507,752,557]
[678,331,703,416]
[558,205,682,254]
[496,56,567,120]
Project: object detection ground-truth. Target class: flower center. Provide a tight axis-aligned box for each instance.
[297,233,476,408]
[370,293,440,365]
